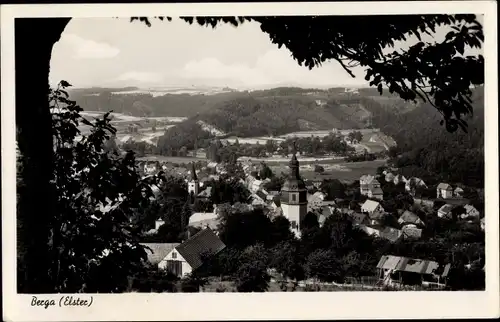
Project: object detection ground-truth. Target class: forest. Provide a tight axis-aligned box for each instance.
[367,86,485,188]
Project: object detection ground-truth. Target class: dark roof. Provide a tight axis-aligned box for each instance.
[370,187,384,195]
[189,162,198,181]
[256,190,267,201]
[175,228,226,270]
[399,211,423,225]
[140,243,180,265]
[350,212,368,225]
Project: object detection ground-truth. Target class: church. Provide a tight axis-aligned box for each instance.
[280,143,308,238]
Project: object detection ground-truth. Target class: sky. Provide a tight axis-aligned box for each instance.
[49,16,484,90]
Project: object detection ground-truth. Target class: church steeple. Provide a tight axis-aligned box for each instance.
[289,141,300,179]
[188,162,200,197]
[280,140,307,238]
[190,162,198,181]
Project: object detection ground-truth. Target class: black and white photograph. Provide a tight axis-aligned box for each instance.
[2,1,499,321]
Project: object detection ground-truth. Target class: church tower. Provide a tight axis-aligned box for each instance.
[187,162,200,198]
[280,142,308,238]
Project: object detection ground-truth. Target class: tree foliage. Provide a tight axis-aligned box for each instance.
[35,82,156,292]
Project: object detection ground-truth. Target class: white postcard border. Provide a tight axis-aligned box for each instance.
[2,2,498,321]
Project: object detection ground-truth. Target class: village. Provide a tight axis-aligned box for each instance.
[129,140,485,292]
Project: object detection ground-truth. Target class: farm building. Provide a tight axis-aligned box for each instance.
[157,228,226,278]
[376,255,451,289]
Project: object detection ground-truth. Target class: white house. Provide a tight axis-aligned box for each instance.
[437,183,453,199]
[461,204,480,220]
[155,218,165,230]
[158,228,226,278]
[360,174,376,195]
[361,199,385,217]
[480,218,485,231]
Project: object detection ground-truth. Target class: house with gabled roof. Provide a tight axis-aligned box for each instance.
[461,204,480,220]
[141,243,180,267]
[361,199,384,215]
[402,225,423,240]
[367,186,384,200]
[158,228,226,277]
[437,204,455,219]
[398,210,425,227]
[359,225,402,242]
[437,183,453,199]
[454,186,465,198]
[348,212,369,226]
[359,174,376,195]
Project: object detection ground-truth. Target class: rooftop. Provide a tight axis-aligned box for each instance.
[377,255,451,277]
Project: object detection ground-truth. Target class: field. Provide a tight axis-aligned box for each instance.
[270,159,387,182]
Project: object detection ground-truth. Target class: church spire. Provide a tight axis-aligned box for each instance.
[190,162,198,181]
[289,141,300,179]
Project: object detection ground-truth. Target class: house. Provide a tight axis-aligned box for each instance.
[154,218,165,230]
[454,187,465,198]
[360,174,376,195]
[376,255,451,289]
[359,225,402,242]
[188,212,220,231]
[436,183,453,199]
[141,243,180,267]
[361,199,385,216]
[480,217,485,231]
[197,186,213,199]
[158,228,226,278]
[437,204,454,219]
[402,225,423,240]
[393,174,408,185]
[398,210,425,227]
[348,212,369,226]
[367,186,384,200]
[461,204,480,220]
[307,192,326,212]
[405,177,427,195]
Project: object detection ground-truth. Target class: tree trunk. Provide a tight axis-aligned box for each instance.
[16,18,70,293]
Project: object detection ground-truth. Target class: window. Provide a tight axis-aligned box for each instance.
[171,251,177,259]
[291,194,296,202]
